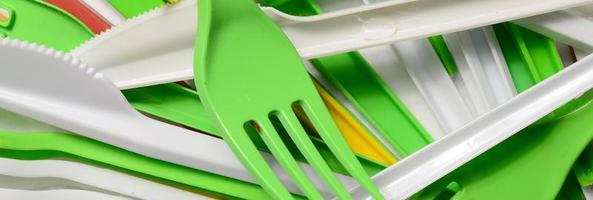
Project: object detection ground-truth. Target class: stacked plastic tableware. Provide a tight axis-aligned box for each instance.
[2,0,593,199]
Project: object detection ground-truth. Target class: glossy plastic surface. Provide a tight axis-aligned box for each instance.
[194,0,382,198]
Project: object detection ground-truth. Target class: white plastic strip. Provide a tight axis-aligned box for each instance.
[0,158,206,199]
[478,27,519,104]
[391,39,473,133]
[514,9,593,52]
[445,31,493,115]
[266,0,592,59]
[79,0,125,26]
[444,27,516,115]
[349,52,593,200]
[0,188,130,200]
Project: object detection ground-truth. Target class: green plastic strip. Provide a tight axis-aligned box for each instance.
[413,91,593,200]
[429,35,458,77]
[311,53,433,156]
[0,131,279,200]
[123,84,218,134]
[0,0,93,51]
[493,23,563,93]
[105,0,165,19]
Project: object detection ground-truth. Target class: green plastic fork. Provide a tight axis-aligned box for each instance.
[194,0,382,199]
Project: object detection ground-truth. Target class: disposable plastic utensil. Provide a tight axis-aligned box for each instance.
[0,157,206,199]
[0,188,130,200]
[26,0,389,174]
[195,0,381,199]
[76,0,393,167]
[0,38,356,197]
[349,51,593,199]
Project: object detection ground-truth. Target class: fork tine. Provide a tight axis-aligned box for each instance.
[254,119,325,200]
[223,123,294,199]
[275,109,353,199]
[299,100,385,199]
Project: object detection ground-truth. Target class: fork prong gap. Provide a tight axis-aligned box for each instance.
[234,121,294,199]
[276,108,353,200]
[249,118,325,200]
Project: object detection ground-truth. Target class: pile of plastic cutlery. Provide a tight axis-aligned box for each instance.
[4,0,593,199]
